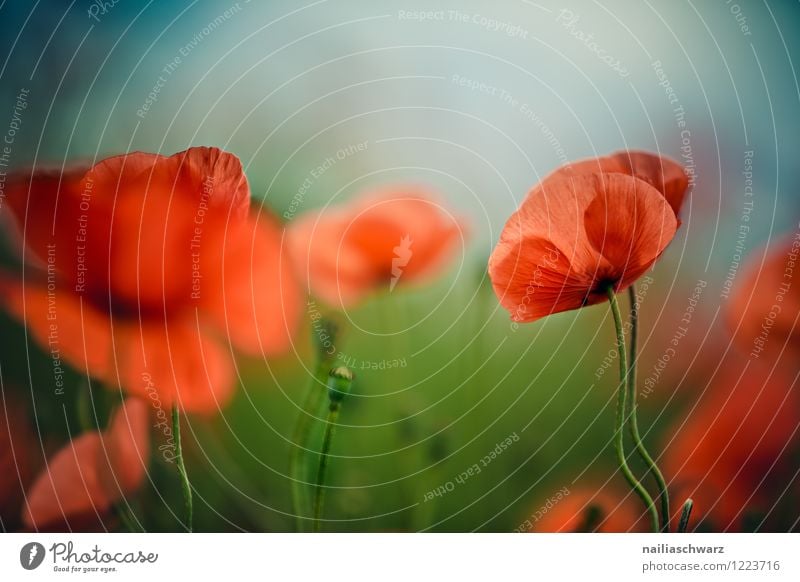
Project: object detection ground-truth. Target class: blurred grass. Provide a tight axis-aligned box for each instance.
[165,261,684,532]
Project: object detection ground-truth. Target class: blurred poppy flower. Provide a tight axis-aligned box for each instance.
[489,171,679,323]
[663,358,799,531]
[288,188,464,307]
[527,486,647,532]
[1,147,299,413]
[23,398,150,531]
[728,236,800,361]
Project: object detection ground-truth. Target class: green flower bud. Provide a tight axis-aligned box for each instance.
[327,366,354,404]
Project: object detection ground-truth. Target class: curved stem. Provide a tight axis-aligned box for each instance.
[627,284,671,532]
[171,405,193,532]
[289,360,330,530]
[606,286,659,533]
[313,403,340,533]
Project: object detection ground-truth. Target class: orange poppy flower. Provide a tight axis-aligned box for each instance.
[526,486,648,532]
[728,237,800,361]
[489,169,680,323]
[288,188,464,307]
[663,359,799,531]
[23,398,150,531]
[1,147,299,413]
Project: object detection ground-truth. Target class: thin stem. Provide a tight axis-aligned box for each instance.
[678,498,694,533]
[289,358,331,530]
[313,403,340,533]
[606,286,659,533]
[172,405,193,532]
[627,284,671,532]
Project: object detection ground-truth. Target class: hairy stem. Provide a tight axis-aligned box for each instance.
[313,403,340,532]
[607,286,659,533]
[627,284,671,532]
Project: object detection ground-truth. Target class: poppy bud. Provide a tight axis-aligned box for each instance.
[327,366,354,404]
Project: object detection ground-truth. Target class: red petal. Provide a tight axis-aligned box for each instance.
[288,189,464,307]
[116,319,235,414]
[489,174,676,322]
[581,173,678,288]
[108,147,251,313]
[98,399,150,500]
[547,150,689,216]
[205,214,300,355]
[288,209,377,307]
[23,433,110,530]
[0,280,113,380]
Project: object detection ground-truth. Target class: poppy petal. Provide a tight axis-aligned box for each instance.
[205,214,300,355]
[547,150,689,216]
[98,399,150,500]
[23,433,110,530]
[288,210,377,307]
[288,189,464,307]
[117,319,235,414]
[581,173,678,286]
[489,174,676,322]
[0,280,113,380]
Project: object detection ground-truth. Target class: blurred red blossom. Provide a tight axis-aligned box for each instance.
[663,357,799,531]
[1,147,300,413]
[23,398,150,531]
[728,235,800,362]
[526,485,648,533]
[288,188,464,308]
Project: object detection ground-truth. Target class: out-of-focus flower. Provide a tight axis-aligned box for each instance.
[489,170,678,323]
[663,358,799,531]
[23,398,150,531]
[728,236,800,362]
[0,390,40,531]
[527,486,647,532]
[287,188,464,308]
[1,147,299,413]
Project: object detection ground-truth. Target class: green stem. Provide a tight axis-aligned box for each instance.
[289,358,332,530]
[627,284,671,532]
[678,498,694,533]
[606,286,659,533]
[313,403,340,532]
[172,405,193,532]
[312,367,354,533]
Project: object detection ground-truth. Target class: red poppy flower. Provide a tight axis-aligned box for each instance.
[663,359,799,531]
[728,236,800,361]
[288,188,464,307]
[1,147,300,413]
[23,398,149,531]
[489,170,679,323]
[527,486,647,532]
